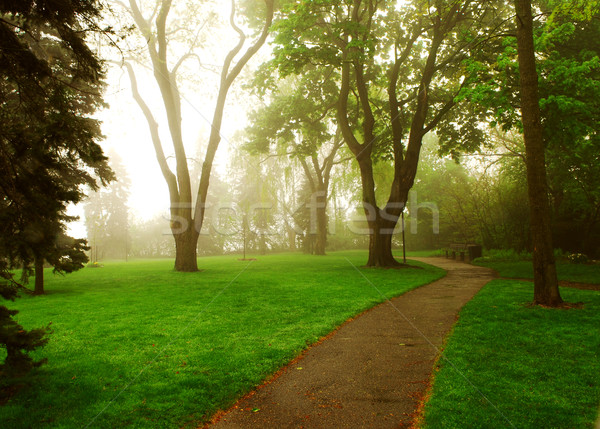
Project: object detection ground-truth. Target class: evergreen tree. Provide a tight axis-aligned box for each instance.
[0,271,49,381]
[0,0,112,376]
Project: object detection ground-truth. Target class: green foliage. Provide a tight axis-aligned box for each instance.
[270,0,512,165]
[473,249,533,263]
[406,135,532,252]
[0,304,50,382]
[0,252,443,427]
[266,0,514,267]
[0,0,113,281]
[549,0,600,22]
[473,248,567,264]
[0,267,50,382]
[245,68,338,157]
[540,15,600,257]
[0,0,111,381]
[413,124,599,257]
[445,2,600,258]
[423,280,600,428]
[448,2,600,153]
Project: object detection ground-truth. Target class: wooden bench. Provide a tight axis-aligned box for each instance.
[445,244,468,261]
[444,244,482,262]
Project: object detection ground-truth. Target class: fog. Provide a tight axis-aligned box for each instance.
[68,0,268,238]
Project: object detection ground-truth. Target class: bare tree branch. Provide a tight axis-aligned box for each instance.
[120,61,179,199]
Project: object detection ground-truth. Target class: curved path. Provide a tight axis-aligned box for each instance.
[206,257,495,428]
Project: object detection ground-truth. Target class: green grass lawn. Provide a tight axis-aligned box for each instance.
[1,250,444,428]
[473,260,600,284]
[422,279,600,428]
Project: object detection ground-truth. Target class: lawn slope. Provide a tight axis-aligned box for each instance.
[1,251,443,428]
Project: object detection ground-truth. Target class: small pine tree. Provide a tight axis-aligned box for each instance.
[0,265,49,383]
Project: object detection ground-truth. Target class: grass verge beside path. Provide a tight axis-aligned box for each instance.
[422,280,600,428]
[473,260,600,284]
[0,251,444,428]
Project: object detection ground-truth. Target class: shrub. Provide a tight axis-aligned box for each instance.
[475,249,532,263]
[0,266,50,383]
[567,253,589,264]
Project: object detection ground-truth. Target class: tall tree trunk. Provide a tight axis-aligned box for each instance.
[514,0,562,306]
[173,228,199,272]
[314,190,328,255]
[354,156,403,267]
[34,256,44,295]
[303,234,314,254]
[366,216,401,267]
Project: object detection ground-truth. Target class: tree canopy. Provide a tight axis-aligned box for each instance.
[261,0,511,266]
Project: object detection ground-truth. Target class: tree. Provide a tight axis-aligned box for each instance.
[270,0,509,266]
[296,141,344,255]
[407,132,532,252]
[245,70,347,255]
[0,0,111,375]
[474,0,600,304]
[514,0,562,306]
[0,274,49,380]
[229,150,279,255]
[116,0,274,272]
[129,216,175,258]
[442,0,599,289]
[539,6,600,258]
[0,1,113,294]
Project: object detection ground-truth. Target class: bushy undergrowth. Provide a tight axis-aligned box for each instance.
[473,248,532,263]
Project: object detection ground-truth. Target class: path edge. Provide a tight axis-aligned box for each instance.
[201,259,448,428]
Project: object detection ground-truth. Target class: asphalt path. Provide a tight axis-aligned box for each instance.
[206,257,496,429]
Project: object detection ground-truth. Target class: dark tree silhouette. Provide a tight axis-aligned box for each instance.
[0,0,112,376]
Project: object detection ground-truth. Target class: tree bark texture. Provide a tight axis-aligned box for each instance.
[514,0,562,306]
[34,256,44,295]
[173,227,200,272]
[366,216,403,267]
